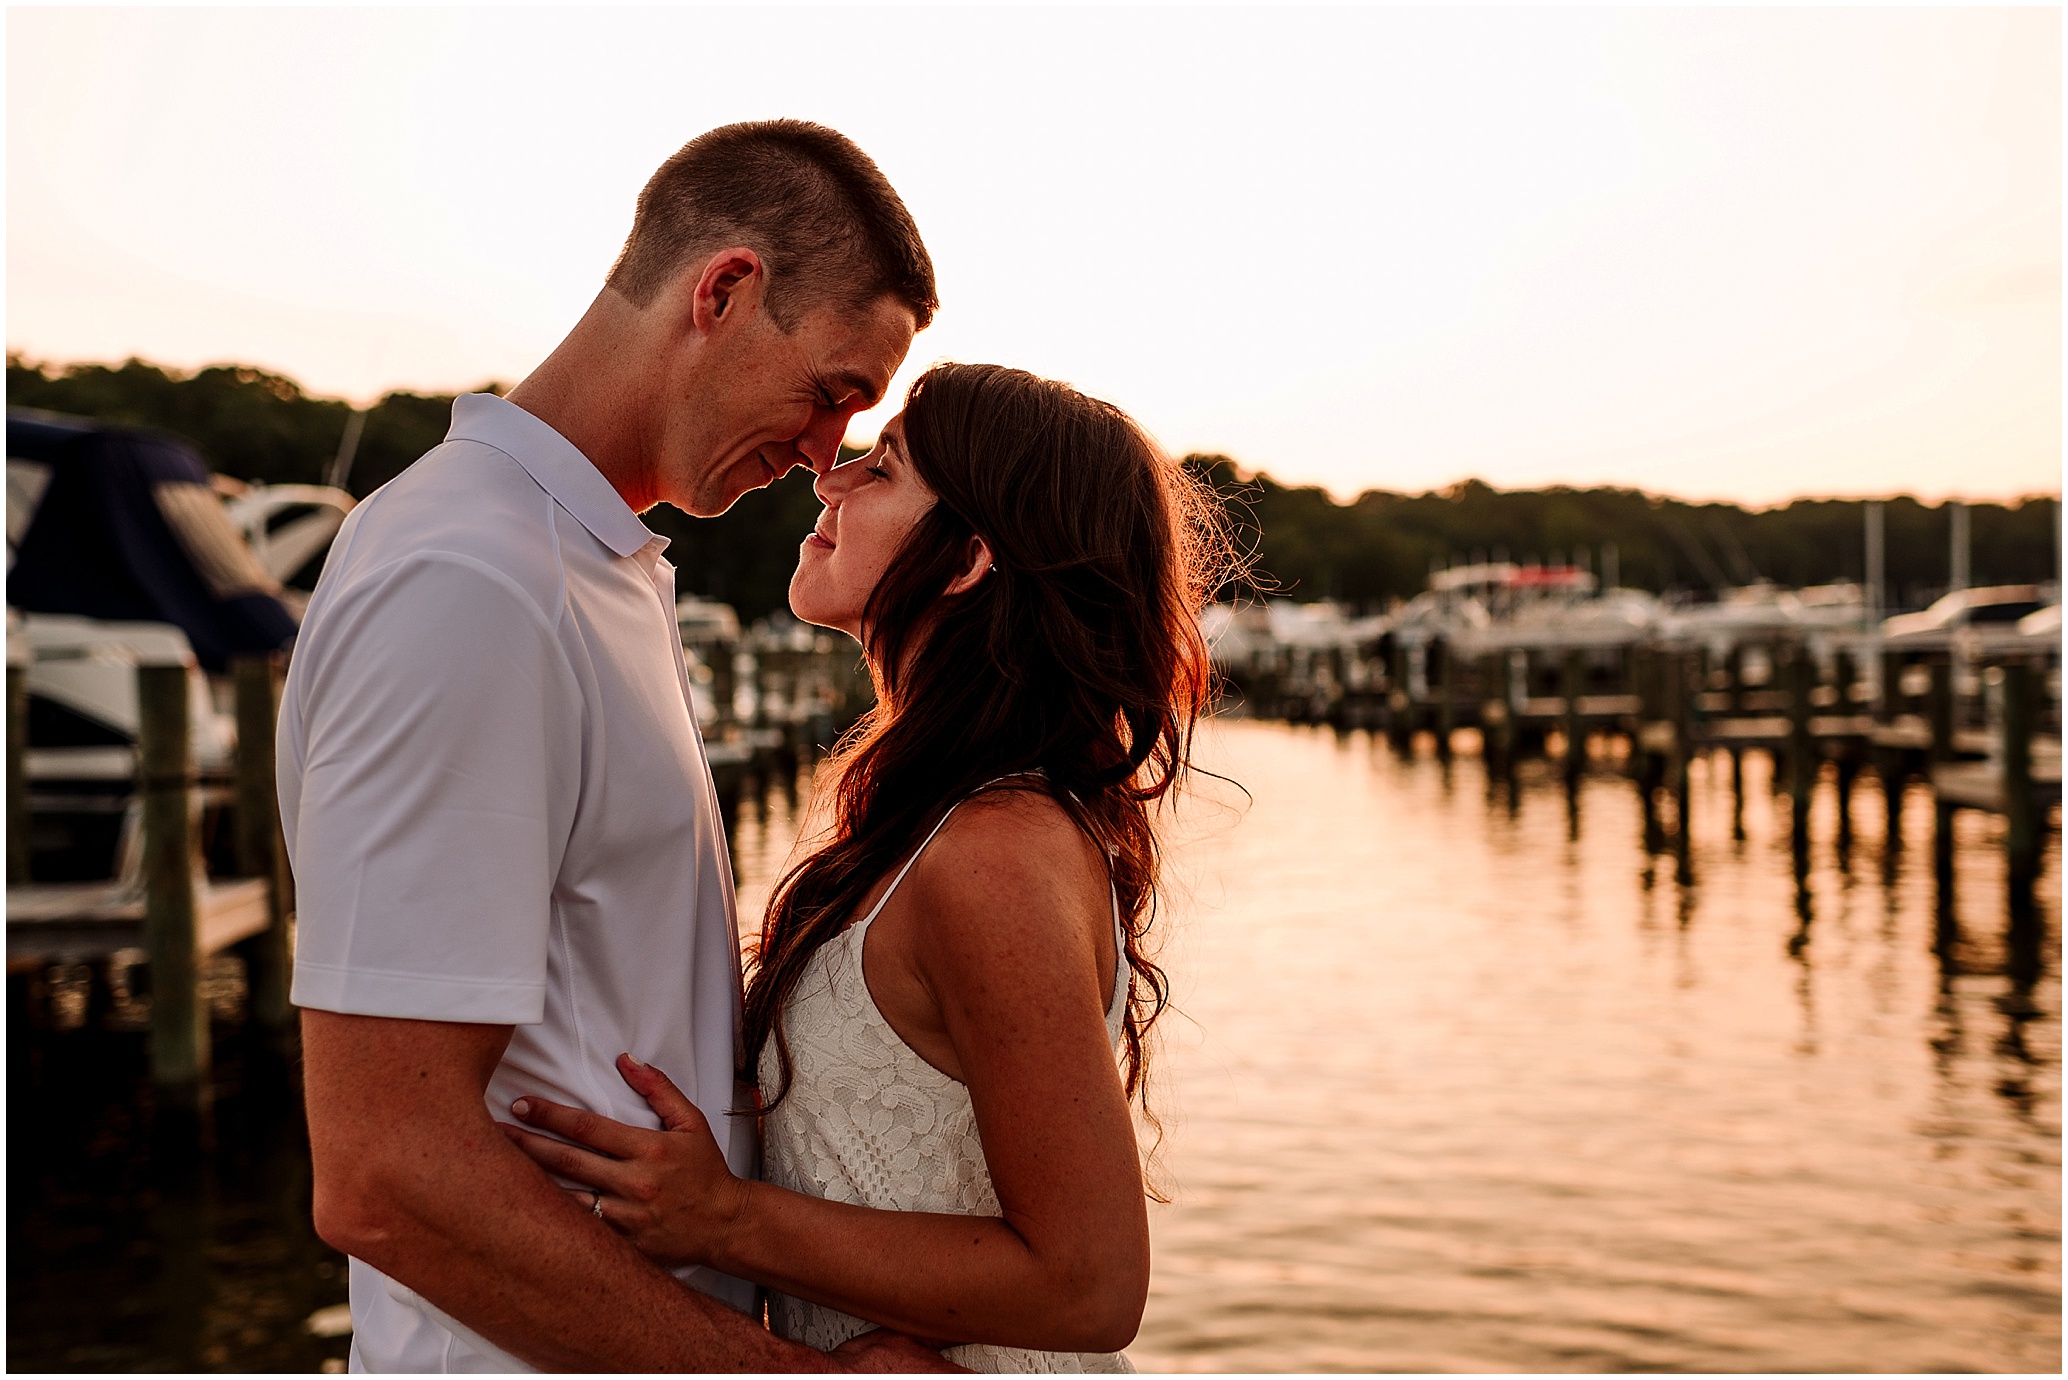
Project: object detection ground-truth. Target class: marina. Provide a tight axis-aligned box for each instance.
[11,712,2056,1370]
[6,410,2060,1371]
[8,12,2060,1368]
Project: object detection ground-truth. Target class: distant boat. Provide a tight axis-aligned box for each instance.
[7,408,351,883]
[7,407,300,668]
[1882,585,2047,645]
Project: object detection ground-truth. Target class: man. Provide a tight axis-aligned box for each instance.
[282,121,948,1371]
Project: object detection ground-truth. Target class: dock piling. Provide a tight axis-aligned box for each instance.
[1835,756,1858,858]
[1929,660,1956,890]
[1785,647,1815,859]
[1561,649,1584,783]
[8,653,28,886]
[1435,640,1454,762]
[1729,747,1745,841]
[1877,648,1911,850]
[710,638,738,726]
[231,654,294,1045]
[1670,650,1694,883]
[1478,653,1510,789]
[1386,639,1412,755]
[139,663,210,1118]
[2002,660,2039,901]
[1927,660,1954,769]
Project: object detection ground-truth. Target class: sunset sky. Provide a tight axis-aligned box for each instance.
[8,7,2060,505]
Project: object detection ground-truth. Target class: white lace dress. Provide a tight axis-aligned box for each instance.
[757,803,1137,1374]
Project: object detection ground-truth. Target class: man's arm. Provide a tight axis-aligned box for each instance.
[303,1009,933,1372]
[500,793,1150,1354]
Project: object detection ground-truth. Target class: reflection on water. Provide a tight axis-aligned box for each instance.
[9,722,2054,1372]
[1127,721,2058,1373]
[7,1032,352,1372]
[727,723,2057,1371]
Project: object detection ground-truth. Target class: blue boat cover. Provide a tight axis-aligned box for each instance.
[7,409,298,670]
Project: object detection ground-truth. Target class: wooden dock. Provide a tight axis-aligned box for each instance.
[1221,615,2061,915]
[8,651,296,1120]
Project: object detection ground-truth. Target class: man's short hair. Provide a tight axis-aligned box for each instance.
[607,120,938,331]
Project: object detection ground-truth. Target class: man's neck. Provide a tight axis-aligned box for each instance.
[506,291,661,513]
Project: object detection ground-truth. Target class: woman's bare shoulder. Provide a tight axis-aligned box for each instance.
[901,787,1110,955]
[937,786,1106,879]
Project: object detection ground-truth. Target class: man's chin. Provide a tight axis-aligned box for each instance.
[680,463,781,518]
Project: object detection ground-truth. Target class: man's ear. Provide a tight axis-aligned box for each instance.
[942,535,995,598]
[688,247,765,336]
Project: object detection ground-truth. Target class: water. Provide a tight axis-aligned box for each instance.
[1129,721,2058,1373]
[9,721,2057,1371]
[730,721,2059,1371]
[8,1029,353,1372]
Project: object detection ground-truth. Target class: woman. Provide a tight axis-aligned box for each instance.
[500,363,1225,1370]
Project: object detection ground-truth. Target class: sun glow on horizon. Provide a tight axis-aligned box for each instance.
[8,8,2059,506]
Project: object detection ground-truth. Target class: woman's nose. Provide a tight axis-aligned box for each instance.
[813,459,861,506]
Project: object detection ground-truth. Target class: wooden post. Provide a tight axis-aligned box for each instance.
[1434,640,1454,761]
[232,654,295,1041]
[8,656,28,886]
[1561,649,1585,783]
[1933,794,1957,894]
[1670,650,1694,883]
[1508,648,1529,765]
[1878,651,1911,850]
[1927,655,1956,890]
[1729,747,1746,842]
[750,644,772,731]
[1786,646,1814,859]
[1626,645,1657,850]
[1927,659,1954,766]
[710,639,738,727]
[1881,748,1906,854]
[1641,744,1667,856]
[1835,756,1858,855]
[2002,660,2038,899]
[1386,639,1411,754]
[1879,649,1905,721]
[1631,645,1658,774]
[139,663,209,1115]
[1479,653,1509,784]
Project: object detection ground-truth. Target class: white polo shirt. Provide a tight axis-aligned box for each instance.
[281,393,756,1372]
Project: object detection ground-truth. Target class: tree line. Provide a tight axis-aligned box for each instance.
[10,355,2058,623]
[1189,458,2059,615]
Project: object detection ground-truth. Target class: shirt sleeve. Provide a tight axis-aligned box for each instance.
[286,552,581,1024]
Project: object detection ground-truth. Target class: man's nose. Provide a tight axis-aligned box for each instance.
[797,407,854,476]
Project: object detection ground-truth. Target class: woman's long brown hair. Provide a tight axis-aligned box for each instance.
[741,362,1230,1117]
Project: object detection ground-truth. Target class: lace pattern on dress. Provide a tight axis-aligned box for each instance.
[758,801,1135,1374]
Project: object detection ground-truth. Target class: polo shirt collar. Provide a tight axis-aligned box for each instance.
[446,393,660,560]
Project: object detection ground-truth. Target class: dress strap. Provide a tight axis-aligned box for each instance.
[850,800,964,930]
[852,774,1044,932]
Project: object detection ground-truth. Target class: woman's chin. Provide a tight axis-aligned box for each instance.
[786,587,858,642]
[792,611,862,645]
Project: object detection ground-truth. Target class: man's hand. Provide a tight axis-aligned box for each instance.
[828,1329,971,1373]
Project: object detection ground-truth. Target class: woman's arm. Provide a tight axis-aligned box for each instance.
[504,795,1151,1353]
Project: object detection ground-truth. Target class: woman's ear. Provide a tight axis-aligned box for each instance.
[942,535,995,598]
